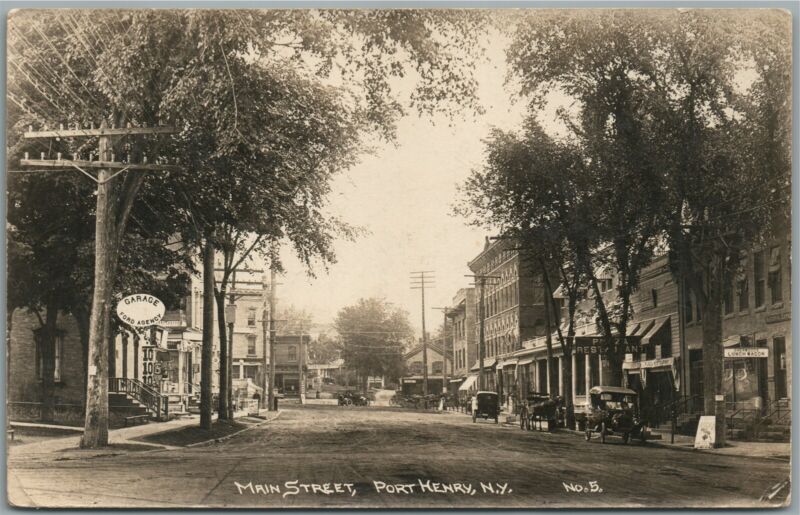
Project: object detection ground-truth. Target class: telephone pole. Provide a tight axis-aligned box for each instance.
[17,122,176,448]
[432,307,453,395]
[465,274,499,392]
[268,268,279,411]
[410,271,435,397]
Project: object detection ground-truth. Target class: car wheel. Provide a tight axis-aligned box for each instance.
[600,422,606,444]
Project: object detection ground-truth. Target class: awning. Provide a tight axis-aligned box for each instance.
[497,358,518,370]
[517,357,535,366]
[449,378,464,383]
[470,357,497,372]
[458,375,478,391]
[641,317,669,345]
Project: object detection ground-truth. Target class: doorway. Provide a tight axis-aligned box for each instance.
[773,337,787,399]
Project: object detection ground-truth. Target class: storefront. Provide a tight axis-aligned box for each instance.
[723,343,770,411]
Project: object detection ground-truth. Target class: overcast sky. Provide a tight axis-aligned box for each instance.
[274,38,565,336]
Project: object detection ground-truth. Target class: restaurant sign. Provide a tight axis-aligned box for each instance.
[569,336,641,356]
[724,348,769,359]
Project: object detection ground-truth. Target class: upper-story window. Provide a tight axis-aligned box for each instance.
[769,246,783,304]
[651,288,658,308]
[288,345,297,361]
[754,250,766,307]
[247,334,257,356]
[247,308,256,327]
[737,257,749,311]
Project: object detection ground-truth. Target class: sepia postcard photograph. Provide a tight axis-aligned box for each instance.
[3,2,795,509]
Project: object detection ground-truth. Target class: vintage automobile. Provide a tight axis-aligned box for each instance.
[337,391,369,407]
[584,386,646,444]
[471,391,500,424]
[519,392,563,431]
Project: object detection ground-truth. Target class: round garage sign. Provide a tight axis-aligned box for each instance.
[117,294,165,328]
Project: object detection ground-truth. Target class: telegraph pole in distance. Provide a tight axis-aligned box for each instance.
[267,268,282,411]
[432,307,452,396]
[465,274,499,392]
[410,271,435,397]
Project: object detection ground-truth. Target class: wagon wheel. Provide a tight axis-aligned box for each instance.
[600,422,607,444]
[345,398,353,407]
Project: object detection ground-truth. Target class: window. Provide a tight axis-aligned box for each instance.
[533,319,546,336]
[288,345,297,362]
[685,283,693,323]
[247,335,257,356]
[247,308,256,327]
[651,288,658,308]
[432,361,443,374]
[35,331,63,382]
[723,272,734,315]
[768,246,783,304]
[754,250,766,307]
[737,258,749,311]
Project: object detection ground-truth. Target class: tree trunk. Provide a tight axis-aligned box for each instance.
[40,299,59,423]
[81,168,114,448]
[200,238,215,430]
[701,283,726,447]
[215,289,229,421]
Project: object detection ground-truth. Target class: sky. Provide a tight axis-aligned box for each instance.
[274,38,565,336]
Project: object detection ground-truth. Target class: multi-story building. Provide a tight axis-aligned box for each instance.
[272,334,308,396]
[467,237,549,393]
[447,287,477,393]
[400,341,452,395]
[502,237,791,438]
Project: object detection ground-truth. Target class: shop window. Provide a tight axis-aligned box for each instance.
[754,250,766,307]
[245,365,258,380]
[247,308,256,327]
[575,354,586,396]
[589,355,600,388]
[768,246,782,304]
[247,335,257,356]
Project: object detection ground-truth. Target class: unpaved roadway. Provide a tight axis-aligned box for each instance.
[8,405,790,508]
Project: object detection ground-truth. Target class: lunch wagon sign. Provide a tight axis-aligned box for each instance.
[117,294,165,328]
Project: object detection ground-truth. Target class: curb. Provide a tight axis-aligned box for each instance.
[186,410,282,448]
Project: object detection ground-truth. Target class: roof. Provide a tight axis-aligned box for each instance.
[404,342,447,360]
[589,386,637,395]
[469,357,497,371]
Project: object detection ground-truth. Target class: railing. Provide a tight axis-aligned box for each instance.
[649,395,704,443]
[109,377,169,421]
[752,398,791,438]
[184,382,201,396]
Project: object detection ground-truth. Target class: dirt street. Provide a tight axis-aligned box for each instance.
[7,405,790,508]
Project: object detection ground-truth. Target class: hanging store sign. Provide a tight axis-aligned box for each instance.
[569,336,641,356]
[117,294,165,327]
[724,348,769,359]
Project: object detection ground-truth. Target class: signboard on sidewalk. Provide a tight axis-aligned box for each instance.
[724,348,768,358]
[694,415,716,449]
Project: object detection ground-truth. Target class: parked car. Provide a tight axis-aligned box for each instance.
[322,377,336,385]
[471,391,500,424]
[337,391,369,406]
[584,386,646,444]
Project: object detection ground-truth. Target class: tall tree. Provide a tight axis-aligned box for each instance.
[335,298,413,391]
[8,9,488,446]
[457,119,593,427]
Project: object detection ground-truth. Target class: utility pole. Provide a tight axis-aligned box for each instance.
[261,272,269,410]
[226,269,236,420]
[432,307,452,396]
[465,274,499,392]
[298,321,305,403]
[17,122,176,448]
[268,268,278,411]
[410,271,435,397]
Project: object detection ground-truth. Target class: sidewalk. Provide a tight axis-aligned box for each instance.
[8,408,281,456]
[649,433,791,461]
